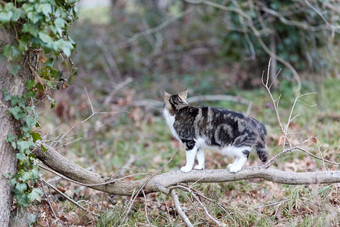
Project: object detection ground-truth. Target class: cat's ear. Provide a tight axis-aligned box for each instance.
[178,88,188,103]
[162,90,171,102]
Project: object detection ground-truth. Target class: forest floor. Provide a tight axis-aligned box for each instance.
[18,74,340,226]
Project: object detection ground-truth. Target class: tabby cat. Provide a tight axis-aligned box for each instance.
[163,89,267,173]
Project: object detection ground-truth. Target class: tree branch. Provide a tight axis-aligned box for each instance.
[33,144,340,197]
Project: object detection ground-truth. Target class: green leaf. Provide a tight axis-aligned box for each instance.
[4,90,11,101]
[31,166,40,179]
[26,80,35,91]
[25,116,36,129]
[15,182,27,193]
[9,178,17,187]
[39,32,54,47]
[27,188,42,202]
[46,58,54,68]
[41,144,47,152]
[35,82,44,91]
[21,171,32,182]
[18,37,29,52]
[9,106,25,120]
[54,39,73,57]
[22,3,35,12]
[15,193,29,207]
[54,18,65,35]
[6,134,17,149]
[27,11,43,23]
[31,132,42,143]
[17,139,35,151]
[0,8,13,23]
[35,3,52,17]
[3,45,21,61]
[7,62,21,76]
[16,152,26,161]
[3,172,11,179]
[22,23,39,37]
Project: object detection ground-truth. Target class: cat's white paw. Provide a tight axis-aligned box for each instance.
[227,164,242,173]
[180,166,192,173]
[194,164,205,170]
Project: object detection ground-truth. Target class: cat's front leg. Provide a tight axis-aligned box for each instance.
[180,140,197,173]
[194,149,205,170]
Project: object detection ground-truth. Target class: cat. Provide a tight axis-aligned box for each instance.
[162,89,267,173]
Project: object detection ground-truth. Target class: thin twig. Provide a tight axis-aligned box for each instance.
[171,189,193,227]
[174,185,225,226]
[120,150,178,224]
[41,178,99,217]
[39,182,60,223]
[142,190,154,226]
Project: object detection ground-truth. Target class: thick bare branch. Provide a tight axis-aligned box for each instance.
[33,145,340,197]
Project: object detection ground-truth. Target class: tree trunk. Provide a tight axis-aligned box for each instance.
[0,30,34,226]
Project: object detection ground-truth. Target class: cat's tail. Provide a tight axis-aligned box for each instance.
[255,144,268,162]
[255,124,268,162]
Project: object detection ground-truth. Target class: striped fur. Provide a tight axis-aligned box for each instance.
[163,90,267,173]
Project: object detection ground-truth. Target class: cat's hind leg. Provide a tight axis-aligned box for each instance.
[227,147,250,173]
[194,149,205,170]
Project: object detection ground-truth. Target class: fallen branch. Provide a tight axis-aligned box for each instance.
[33,144,340,197]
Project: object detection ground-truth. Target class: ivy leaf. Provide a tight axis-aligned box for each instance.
[17,139,35,151]
[25,116,36,128]
[3,45,21,61]
[7,62,21,76]
[9,178,17,187]
[31,166,40,179]
[21,171,32,182]
[27,11,42,23]
[54,39,73,57]
[3,172,11,179]
[16,152,26,161]
[26,80,35,91]
[35,4,52,17]
[15,182,27,193]
[9,106,25,120]
[27,188,42,202]
[15,193,29,207]
[41,144,47,152]
[6,134,17,149]
[0,8,13,23]
[22,23,39,37]
[22,3,34,12]
[39,32,54,47]
[54,18,65,35]
[31,132,42,143]
[18,37,29,52]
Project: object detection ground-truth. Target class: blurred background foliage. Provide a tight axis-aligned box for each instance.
[71,0,339,93]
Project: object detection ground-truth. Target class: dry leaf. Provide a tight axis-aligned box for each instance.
[278,135,285,145]
[40,56,48,63]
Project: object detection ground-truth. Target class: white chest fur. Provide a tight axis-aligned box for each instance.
[163,109,180,141]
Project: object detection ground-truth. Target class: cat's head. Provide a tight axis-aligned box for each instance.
[162,89,188,113]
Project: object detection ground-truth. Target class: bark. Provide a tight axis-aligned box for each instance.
[33,143,340,196]
[0,30,34,226]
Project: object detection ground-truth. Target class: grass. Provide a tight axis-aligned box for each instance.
[31,77,340,226]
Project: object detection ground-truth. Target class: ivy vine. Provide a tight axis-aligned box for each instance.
[0,0,79,207]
